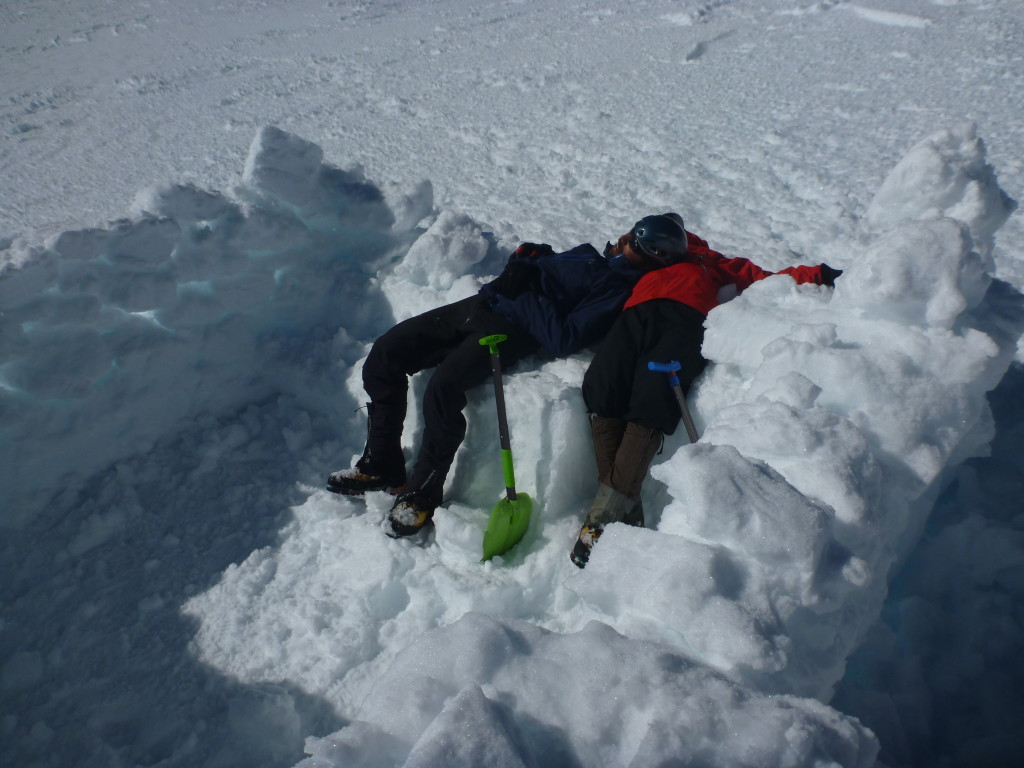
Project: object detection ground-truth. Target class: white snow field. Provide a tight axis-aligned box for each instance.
[2,2,1023,768]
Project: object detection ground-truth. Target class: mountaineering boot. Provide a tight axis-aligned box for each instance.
[326,454,406,496]
[570,483,637,568]
[327,402,407,495]
[385,470,444,538]
[570,523,604,569]
[622,499,645,529]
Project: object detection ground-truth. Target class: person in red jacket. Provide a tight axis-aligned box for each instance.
[571,213,842,567]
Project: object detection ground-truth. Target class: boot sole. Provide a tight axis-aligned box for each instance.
[326,483,407,496]
[385,517,434,539]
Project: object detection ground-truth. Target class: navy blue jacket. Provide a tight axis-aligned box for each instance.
[479,244,641,357]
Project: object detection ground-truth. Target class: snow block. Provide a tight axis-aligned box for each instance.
[132,182,243,224]
[383,210,494,320]
[3,324,106,398]
[241,125,396,233]
[835,218,990,331]
[396,210,491,293]
[403,685,533,768]
[657,443,831,573]
[47,227,110,261]
[704,399,886,559]
[0,244,59,310]
[867,123,1017,258]
[299,613,877,768]
[243,125,324,208]
[382,178,435,232]
[105,215,180,266]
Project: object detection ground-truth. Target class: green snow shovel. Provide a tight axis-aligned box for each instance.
[479,334,533,561]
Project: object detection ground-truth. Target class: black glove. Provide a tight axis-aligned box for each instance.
[489,258,539,299]
[820,264,843,287]
[510,242,554,261]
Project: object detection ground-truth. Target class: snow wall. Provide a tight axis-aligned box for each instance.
[1,124,1020,768]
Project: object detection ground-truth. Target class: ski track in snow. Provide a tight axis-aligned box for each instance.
[842,5,932,29]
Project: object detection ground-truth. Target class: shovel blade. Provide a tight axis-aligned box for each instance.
[481,493,533,561]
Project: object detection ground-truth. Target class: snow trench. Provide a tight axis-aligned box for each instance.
[1,124,1020,768]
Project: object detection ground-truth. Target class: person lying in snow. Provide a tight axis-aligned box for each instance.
[327,219,673,538]
[571,213,843,567]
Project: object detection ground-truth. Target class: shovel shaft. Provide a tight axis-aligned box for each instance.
[648,360,700,444]
[480,334,518,499]
[500,448,517,501]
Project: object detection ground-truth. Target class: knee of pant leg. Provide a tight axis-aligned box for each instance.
[363,338,400,386]
[420,369,473,433]
[423,362,466,398]
[590,414,627,448]
[364,333,430,400]
[425,338,494,402]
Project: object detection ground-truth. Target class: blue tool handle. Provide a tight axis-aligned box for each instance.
[647,361,681,372]
[648,360,681,387]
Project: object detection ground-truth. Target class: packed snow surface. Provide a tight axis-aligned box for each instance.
[2,2,1023,768]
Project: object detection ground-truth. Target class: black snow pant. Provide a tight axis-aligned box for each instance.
[582,300,707,436]
[361,294,540,491]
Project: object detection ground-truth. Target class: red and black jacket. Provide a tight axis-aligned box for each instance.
[624,232,828,316]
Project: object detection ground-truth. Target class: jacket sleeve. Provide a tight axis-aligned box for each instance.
[715,255,827,291]
[492,277,631,357]
[712,255,775,292]
[775,264,828,285]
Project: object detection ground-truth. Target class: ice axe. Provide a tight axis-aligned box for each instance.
[479,334,533,561]
[648,360,700,444]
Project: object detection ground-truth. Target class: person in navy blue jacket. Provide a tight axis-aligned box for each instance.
[328,231,661,538]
